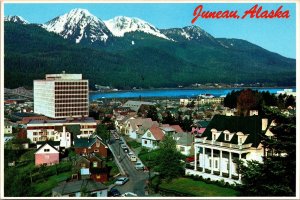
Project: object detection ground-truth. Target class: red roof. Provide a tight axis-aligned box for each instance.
[170,125,183,133]
[149,126,165,141]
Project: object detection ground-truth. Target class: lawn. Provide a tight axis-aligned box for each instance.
[126,140,142,149]
[139,149,161,168]
[159,177,239,197]
[33,171,72,196]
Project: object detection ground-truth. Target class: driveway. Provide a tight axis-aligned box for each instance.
[109,135,149,196]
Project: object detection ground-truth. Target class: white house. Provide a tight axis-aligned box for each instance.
[141,126,165,149]
[186,115,270,185]
[174,132,193,156]
[125,118,158,141]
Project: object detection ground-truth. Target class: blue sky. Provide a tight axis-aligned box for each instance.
[4,3,296,59]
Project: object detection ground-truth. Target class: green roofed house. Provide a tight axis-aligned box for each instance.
[186,115,274,185]
[74,135,108,158]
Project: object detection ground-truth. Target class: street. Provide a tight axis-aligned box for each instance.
[109,135,149,196]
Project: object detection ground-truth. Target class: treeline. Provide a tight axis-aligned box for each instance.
[224,89,295,110]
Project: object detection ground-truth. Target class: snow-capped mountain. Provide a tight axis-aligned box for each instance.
[161,26,216,43]
[43,8,113,44]
[4,15,28,24]
[104,16,169,40]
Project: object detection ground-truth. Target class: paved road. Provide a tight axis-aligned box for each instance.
[109,135,148,196]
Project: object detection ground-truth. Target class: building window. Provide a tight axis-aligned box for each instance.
[144,140,148,145]
[225,134,229,141]
[213,134,216,140]
[94,149,99,152]
[44,149,50,152]
[239,137,243,145]
[215,160,218,168]
[209,159,211,168]
[93,161,98,167]
[180,147,185,152]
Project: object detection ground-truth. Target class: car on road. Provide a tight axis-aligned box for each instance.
[123,147,129,153]
[121,192,138,197]
[108,188,121,197]
[115,177,129,185]
[135,161,144,170]
[113,134,120,140]
[121,144,127,149]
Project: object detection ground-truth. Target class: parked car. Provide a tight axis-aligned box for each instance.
[130,155,137,162]
[108,188,121,197]
[114,134,120,140]
[127,151,134,158]
[135,161,144,170]
[123,147,129,153]
[121,192,137,197]
[121,144,127,149]
[115,177,129,185]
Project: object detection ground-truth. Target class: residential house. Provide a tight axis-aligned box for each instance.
[186,115,270,185]
[174,132,194,156]
[141,126,165,149]
[74,135,108,158]
[4,120,13,134]
[125,118,159,141]
[52,179,108,197]
[73,155,109,183]
[35,143,59,166]
[141,124,184,149]
[115,116,135,133]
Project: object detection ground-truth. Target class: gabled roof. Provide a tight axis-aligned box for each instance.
[170,125,183,133]
[74,135,106,148]
[35,143,59,154]
[149,126,165,141]
[201,115,263,147]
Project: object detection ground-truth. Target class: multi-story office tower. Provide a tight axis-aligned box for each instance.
[34,73,89,119]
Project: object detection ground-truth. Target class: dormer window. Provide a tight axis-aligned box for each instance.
[225,134,229,141]
[224,130,230,141]
[239,137,243,145]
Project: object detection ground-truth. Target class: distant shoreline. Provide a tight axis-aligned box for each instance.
[89,86,296,93]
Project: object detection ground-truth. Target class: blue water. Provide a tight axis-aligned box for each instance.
[89,87,296,100]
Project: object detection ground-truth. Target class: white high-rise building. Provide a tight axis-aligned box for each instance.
[34,73,89,119]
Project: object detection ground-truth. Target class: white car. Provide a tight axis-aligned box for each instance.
[115,177,129,185]
[134,161,144,170]
[121,192,137,197]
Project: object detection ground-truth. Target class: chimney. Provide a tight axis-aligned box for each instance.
[262,118,268,131]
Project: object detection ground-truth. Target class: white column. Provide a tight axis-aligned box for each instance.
[211,148,214,174]
[220,150,223,176]
[194,146,197,170]
[229,152,232,179]
[239,153,242,181]
[202,147,205,172]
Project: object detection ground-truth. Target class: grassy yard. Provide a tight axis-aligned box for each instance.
[159,177,239,197]
[139,149,161,168]
[126,140,142,149]
[33,171,72,196]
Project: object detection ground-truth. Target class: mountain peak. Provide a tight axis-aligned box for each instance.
[43,8,112,43]
[104,16,169,39]
[4,15,29,24]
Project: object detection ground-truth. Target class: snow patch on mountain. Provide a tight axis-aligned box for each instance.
[4,15,29,24]
[43,8,111,43]
[104,16,169,40]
